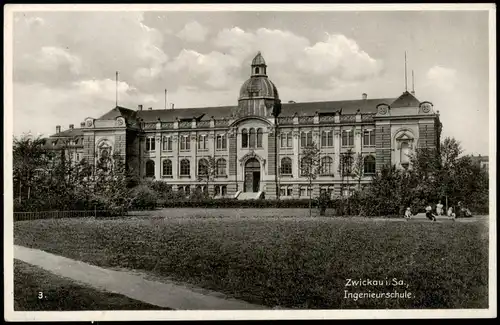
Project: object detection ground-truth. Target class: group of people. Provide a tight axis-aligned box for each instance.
[404,200,460,222]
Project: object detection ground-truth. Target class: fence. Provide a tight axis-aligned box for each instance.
[14,209,128,222]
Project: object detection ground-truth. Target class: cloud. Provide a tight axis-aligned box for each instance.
[212,27,382,89]
[164,49,240,90]
[426,66,457,92]
[177,21,209,43]
[14,12,167,86]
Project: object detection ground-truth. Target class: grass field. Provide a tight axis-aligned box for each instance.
[14,215,489,309]
[13,260,167,311]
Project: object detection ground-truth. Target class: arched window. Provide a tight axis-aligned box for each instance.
[198,158,208,176]
[400,142,410,168]
[162,159,172,176]
[242,129,248,148]
[145,160,155,177]
[249,128,256,148]
[257,128,263,147]
[180,159,190,176]
[280,157,292,175]
[364,155,376,174]
[321,156,333,175]
[216,158,227,176]
[255,67,260,74]
[300,157,309,176]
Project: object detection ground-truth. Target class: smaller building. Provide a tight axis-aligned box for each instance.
[470,154,489,172]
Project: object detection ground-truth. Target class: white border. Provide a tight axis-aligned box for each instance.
[4,3,497,321]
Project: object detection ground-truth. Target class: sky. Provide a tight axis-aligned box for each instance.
[10,9,491,155]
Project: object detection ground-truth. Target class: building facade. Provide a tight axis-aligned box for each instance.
[45,52,442,199]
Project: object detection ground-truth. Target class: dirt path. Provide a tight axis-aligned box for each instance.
[14,245,267,310]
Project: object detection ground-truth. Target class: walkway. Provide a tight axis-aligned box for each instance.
[14,245,267,310]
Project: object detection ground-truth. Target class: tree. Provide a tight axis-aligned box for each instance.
[338,149,354,215]
[351,153,365,190]
[13,134,51,203]
[300,142,322,217]
[197,155,217,198]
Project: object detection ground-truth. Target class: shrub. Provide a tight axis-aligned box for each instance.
[130,185,159,210]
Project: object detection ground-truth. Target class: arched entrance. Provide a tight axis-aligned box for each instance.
[244,158,261,192]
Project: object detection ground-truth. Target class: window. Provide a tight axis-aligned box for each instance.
[341,130,354,147]
[300,157,311,176]
[196,185,208,194]
[280,157,292,175]
[300,186,312,197]
[242,129,248,148]
[280,186,293,197]
[342,186,354,197]
[179,185,191,196]
[280,132,292,149]
[300,131,313,147]
[400,142,410,167]
[215,185,228,197]
[180,159,190,176]
[162,159,172,176]
[145,160,155,177]
[321,156,333,175]
[146,137,156,151]
[255,67,260,74]
[249,128,256,148]
[216,134,227,150]
[364,155,376,174]
[321,130,333,147]
[198,158,208,176]
[216,158,227,176]
[198,134,208,150]
[363,129,375,147]
[76,153,80,161]
[180,135,190,151]
[257,128,263,148]
[162,136,172,151]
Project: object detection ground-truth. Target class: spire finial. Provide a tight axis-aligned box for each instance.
[404,51,408,92]
[411,70,415,95]
[115,71,119,107]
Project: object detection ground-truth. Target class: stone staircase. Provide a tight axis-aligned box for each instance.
[236,191,264,200]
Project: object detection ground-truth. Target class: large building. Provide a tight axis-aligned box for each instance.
[44,52,442,199]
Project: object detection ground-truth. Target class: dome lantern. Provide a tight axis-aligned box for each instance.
[251,51,267,77]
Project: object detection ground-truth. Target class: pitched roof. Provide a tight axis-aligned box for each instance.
[98,106,139,121]
[390,91,421,108]
[132,97,397,122]
[50,128,84,138]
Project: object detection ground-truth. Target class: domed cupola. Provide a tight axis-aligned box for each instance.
[234,52,281,118]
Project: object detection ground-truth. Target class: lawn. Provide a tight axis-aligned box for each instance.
[13,260,167,311]
[14,215,489,309]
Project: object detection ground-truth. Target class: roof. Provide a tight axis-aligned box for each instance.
[49,128,84,138]
[99,106,139,121]
[130,97,397,122]
[239,76,279,99]
[252,52,266,66]
[390,91,421,108]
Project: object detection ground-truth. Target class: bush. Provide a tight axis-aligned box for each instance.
[130,185,159,210]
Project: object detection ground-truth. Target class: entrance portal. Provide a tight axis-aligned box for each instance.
[244,158,261,192]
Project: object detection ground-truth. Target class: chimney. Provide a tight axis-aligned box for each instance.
[80,122,85,128]
[362,93,367,100]
[138,104,143,111]
[56,125,61,133]
[171,103,175,109]
[69,124,74,130]
[410,90,416,96]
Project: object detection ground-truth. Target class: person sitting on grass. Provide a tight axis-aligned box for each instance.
[404,207,413,220]
[447,206,456,221]
[425,205,437,222]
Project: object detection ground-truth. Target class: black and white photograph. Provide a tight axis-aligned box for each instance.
[4,4,496,321]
